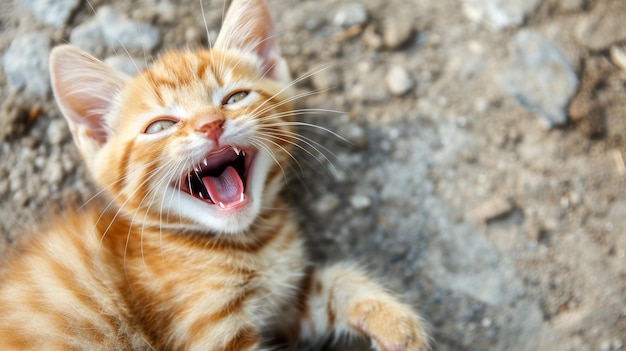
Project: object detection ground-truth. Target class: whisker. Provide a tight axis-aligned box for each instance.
[262,121,348,143]
[250,140,287,180]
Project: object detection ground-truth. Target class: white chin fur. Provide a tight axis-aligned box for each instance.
[161,150,273,235]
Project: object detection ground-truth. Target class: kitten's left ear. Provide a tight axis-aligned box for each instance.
[214,0,290,83]
[49,45,130,156]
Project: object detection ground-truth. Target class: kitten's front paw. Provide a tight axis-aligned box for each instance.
[350,299,429,351]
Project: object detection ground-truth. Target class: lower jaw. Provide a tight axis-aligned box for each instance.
[184,191,251,214]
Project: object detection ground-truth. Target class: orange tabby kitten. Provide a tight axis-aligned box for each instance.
[0,0,429,350]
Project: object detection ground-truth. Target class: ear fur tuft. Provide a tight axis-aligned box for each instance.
[49,45,129,153]
[214,0,289,82]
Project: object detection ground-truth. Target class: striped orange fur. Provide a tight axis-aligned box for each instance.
[0,0,429,350]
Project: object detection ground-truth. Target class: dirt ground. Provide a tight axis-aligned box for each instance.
[1,0,625,350]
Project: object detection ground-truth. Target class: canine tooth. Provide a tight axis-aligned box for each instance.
[219,202,226,209]
[233,146,241,155]
[199,192,204,199]
[240,193,245,202]
[203,158,208,166]
[241,150,246,157]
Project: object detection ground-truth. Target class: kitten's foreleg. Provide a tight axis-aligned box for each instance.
[297,263,430,351]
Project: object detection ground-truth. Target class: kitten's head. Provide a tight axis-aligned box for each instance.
[49,0,294,235]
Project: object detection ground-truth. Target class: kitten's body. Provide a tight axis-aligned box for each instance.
[1,197,303,349]
[0,1,428,350]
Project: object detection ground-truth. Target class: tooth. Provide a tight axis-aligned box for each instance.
[233,146,241,155]
[203,158,208,166]
[219,202,226,209]
[199,192,204,199]
[241,150,246,157]
[240,193,245,202]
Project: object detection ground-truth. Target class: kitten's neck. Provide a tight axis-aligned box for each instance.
[95,195,290,255]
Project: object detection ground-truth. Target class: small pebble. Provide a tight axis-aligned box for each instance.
[342,124,368,149]
[350,194,371,209]
[333,3,368,28]
[610,45,626,72]
[46,119,69,146]
[363,25,383,50]
[471,196,514,222]
[461,0,542,30]
[383,21,414,49]
[311,66,342,91]
[44,161,64,186]
[576,8,626,51]
[385,66,414,96]
[313,193,340,215]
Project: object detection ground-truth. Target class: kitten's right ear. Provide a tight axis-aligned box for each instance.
[215,0,290,83]
[49,45,129,153]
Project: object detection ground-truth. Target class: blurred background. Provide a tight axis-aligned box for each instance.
[0,0,625,349]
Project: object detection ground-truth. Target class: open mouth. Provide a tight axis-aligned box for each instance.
[179,146,254,209]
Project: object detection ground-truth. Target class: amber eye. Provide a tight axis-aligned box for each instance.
[144,119,177,134]
[223,91,249,105]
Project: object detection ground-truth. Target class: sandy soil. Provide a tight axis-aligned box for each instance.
[1,0,625,350]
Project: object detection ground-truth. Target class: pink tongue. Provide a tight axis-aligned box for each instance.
[202,166,244,206]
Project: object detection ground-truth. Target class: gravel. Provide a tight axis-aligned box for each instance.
[460,0,542,30]
[70,6,160,55]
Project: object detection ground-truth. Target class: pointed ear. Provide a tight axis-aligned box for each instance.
[49,45,130,155]
[214,0,290,82]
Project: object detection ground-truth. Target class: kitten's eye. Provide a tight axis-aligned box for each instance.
[223,91,249,105]
[144,119,177,134]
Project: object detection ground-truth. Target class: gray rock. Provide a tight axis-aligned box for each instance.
[460,0,542,30]
[2,32,51,98]
[18,0,80,27]
[425,224,521,305]
[497,30,578,128]
[576,7,626,51]
[382,21,414,49]
[349,194,371,209]
[70,6,160,55]
[333,3,368,28]
[385,66,414,96]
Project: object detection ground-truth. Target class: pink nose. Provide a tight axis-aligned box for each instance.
[198,119,224,142]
